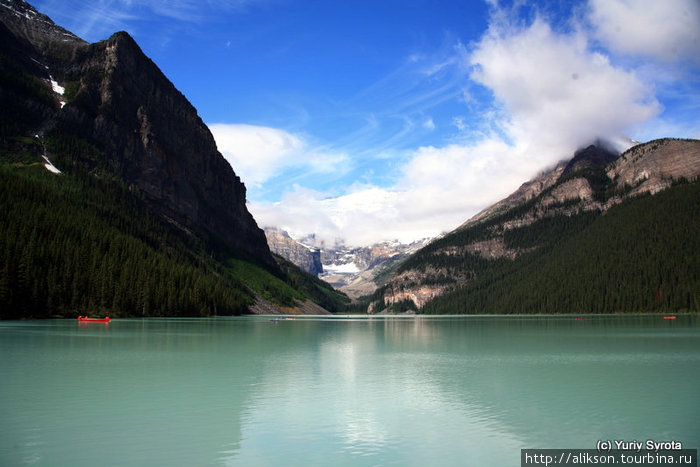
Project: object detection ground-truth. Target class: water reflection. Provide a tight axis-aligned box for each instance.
[229,315,700,466]
[1,315,698,467]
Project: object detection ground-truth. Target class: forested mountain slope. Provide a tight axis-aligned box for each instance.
[0,0,348,317]
[1,0,271,263]
[371,139,699,314]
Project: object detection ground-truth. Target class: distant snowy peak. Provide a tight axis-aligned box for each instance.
[315,236,433,298]
[264,225,434,297]
[264,227,433,298]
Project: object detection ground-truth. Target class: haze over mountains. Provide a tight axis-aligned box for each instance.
[265,226,431,299]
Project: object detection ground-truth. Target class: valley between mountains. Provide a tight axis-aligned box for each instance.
[1,0,698,318]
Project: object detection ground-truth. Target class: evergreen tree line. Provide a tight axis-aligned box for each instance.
[422,182,699,314]
[394,183,586,276]
[0,49,58,138]
[273,255,350,313]
[0,164,253,319]
[379,156,698,315]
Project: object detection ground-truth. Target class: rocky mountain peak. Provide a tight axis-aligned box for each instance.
[264,227,323,275]
[607,139,700,195]
[376,138,699,313]
[560,141,619,179]
[265,228,432,299]
[461,139,622,230]
[1,1,275,267]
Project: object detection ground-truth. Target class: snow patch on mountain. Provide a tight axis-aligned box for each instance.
[321,262,360,275]
[49,76,66,108]
[42,155,61,174]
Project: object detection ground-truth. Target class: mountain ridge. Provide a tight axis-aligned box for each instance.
[264,227,431,300]
[1,0,274,266]
[460,142,620,230]
[1,0,348,317]
[264,227,323,276]
[371,138,699,314]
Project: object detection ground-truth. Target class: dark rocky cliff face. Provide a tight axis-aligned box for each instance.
[1,0,274,266]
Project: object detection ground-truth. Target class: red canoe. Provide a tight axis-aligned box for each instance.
[78,316,110,322]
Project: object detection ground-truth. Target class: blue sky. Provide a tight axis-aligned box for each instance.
[33,0,700,245]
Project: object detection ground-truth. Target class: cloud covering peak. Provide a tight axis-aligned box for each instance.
[470,12,660,156]
[201,0,697,247]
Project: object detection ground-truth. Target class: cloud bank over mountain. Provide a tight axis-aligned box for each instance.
[207,0,697,246]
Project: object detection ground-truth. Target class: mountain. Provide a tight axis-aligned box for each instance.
[460,142,620,229]
[315,238,431,299]
[264,227,323,276]
[1,0,272,265]
[264,228,430,300]
[0,0,347,317]
[371,139,700,314]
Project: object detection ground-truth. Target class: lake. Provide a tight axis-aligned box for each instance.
[1,315,698,466]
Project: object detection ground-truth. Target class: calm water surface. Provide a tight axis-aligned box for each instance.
[1,315,699,466]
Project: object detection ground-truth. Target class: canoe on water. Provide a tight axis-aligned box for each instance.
[78,316,110,322]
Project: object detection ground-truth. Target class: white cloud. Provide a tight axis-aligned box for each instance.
[249,4,668,247]
[452,116,467,132]
[252,187,408,246]
[209,123,351,192]
[469,15,660,161]
[228,0,697,249]
[209,123,305,188]
[587,0,700,63]
[251,139,539,246]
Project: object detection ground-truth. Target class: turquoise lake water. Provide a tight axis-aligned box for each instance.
[1,315,699,466]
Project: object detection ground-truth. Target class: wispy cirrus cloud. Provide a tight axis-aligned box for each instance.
[209,123,352,199]
[32,0,271,41]
[31,0,137,40]
[325,38,472,153]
